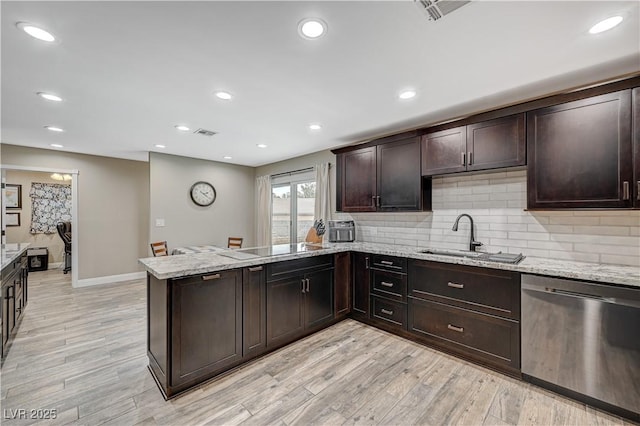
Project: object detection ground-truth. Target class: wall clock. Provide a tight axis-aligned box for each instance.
[190,181,216,206]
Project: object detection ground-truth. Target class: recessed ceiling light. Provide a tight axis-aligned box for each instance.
[223,156,232,160]
[298,18,327,39]
[215,91,233,100]
[589,16,623,34]
[37,92,62,102]
[17,22,55,42]
[45,126,64,132]
[398,90,417,100]
[175,125,190,132]
[257,144,268,149]
[309,123,322,131]
[154,144,166,149]
[50,143,64,148]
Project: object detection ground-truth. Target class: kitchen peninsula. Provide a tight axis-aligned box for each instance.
[140,241,640,420]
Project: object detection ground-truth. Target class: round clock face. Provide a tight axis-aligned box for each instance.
[190,181,216,206]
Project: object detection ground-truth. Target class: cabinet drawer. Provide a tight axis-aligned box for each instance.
[371,269,406,302]
[266,255,333,281]
[408,260,520,319]
[408,297,519,370]
[371,296,406,330]
[371,255,407,273]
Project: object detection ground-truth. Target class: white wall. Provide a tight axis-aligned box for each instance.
[334,169,640,267]
[149,152,255,251]
[4,170,69,266]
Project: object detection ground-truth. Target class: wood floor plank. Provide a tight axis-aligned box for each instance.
[0,269,630,426]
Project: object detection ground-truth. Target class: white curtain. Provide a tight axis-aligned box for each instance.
[314,163,331,239]
[256,175,272,246]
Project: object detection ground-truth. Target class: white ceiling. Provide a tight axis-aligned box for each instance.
[2,1,639,167]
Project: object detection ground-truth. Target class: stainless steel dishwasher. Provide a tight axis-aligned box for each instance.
[521,274,640,419]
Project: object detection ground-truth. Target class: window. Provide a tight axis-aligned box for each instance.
[271,173,316,245]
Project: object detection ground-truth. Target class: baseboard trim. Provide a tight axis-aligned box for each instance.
[75,271,146,288]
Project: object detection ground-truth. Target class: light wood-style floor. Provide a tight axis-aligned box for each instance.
[0,269,633,425]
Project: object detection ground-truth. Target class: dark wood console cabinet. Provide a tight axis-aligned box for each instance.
[1,252,28,361]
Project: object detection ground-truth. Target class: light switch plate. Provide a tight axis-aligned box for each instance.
[155,218,165,227]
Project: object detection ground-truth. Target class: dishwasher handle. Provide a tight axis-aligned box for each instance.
[522,281,640,309]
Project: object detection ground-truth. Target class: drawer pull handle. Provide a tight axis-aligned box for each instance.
[623,181,630,201]
[248,266,263,272]
[380,260,393,266]
[447,324,464,333]
[202,274,221,281]
[447,282,464,289]
[380,281,394,287]
[381,308,394,315]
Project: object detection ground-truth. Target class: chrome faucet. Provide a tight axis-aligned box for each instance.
[452,213,483,252]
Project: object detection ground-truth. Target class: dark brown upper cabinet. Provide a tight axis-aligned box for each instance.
[527,90,633,209]
[336,135,428,212]
[633,87,640,207]
[421,114,525,176]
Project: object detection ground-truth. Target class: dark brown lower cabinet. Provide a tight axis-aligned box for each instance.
[408,297,520,372]
[406,259,521,375]
[334,252,351,317]
[266,267,334,348]
[170,270,243,388]
[243,266,267,357]
[351,252,370,319]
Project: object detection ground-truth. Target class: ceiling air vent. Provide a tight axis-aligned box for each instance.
[415,0,471,21]
[193,128,217,137]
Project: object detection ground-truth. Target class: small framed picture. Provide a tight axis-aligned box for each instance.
[5,212,20,227]
[4,184,22,209]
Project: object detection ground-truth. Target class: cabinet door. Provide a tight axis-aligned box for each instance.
[243,266,266,358]
[633,87,640,207]
[466,114,525,171]
[377,137,422,211]
[527,90,633,209]
[266,276,305,347]
[171,270,242,386]
[421,126,467,175]
[352,252,370,318]
[2,284,12,350]
[334,252,351,317]
[305,268,334,330]
[339,147,377,212]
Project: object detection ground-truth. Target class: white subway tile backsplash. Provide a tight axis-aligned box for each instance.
[345,170,640,267]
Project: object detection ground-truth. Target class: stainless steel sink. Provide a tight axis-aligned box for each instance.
[418,248,486,258]
[417,249,525,264]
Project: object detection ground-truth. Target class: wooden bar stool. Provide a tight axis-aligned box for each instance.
[150,241,169,256]
[227,237,243,249]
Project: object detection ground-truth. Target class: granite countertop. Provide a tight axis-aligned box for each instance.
[138,242,640,288]
[1,243,31,271]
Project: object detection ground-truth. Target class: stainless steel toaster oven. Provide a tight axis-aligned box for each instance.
[328,220,355,242]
